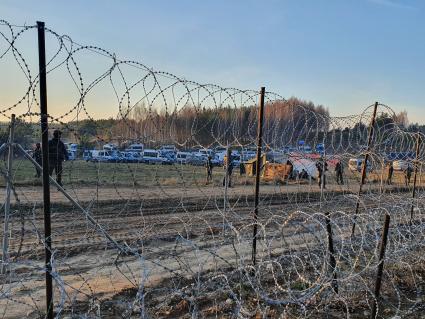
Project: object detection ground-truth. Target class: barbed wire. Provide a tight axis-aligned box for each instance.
[1,19,425,318]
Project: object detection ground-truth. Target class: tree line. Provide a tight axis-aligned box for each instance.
[0,98,421,153]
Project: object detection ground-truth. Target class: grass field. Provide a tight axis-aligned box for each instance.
[3,159,226,187]
[2,158,417,189]
[1,157,423,318]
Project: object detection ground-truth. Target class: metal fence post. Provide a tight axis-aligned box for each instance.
[325,212,338,293]
[370,213,391,319]
[351,102,378,236]
[410,133,421,222]
[223,144,230,232]
[1,114,15,274]
[252,87,265,266]
[37,20,54,319]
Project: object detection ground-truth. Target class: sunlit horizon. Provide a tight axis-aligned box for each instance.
[1,0,424,123]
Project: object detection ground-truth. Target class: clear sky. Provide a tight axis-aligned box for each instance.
[1,0,424,122]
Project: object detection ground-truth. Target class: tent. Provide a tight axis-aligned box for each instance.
[290,157,318,178]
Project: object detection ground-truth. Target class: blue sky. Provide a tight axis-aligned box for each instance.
[1,0,424,122]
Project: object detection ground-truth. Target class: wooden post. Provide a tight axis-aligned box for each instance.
[410,133,421,222]
[252,87,265,266]
[223,144,230,232]
[370,213,391,319]
[351,102,378,236]
[325,212,338,293]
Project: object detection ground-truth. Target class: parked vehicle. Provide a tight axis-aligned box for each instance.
[65,143,78,152]
[83,150,92,161]
[214,146,227,154]
[176,151,191,164]
[116,151,134,163]
[188,153,207,166]
[159,145,177,153]
[131,152,144,163]
[297,140,312,153]
[214,150,240,166]
[64,143,78,160]
[142,149,163,164]
[91,150,115,162]
[67,151,77,161]
[282,146,297,154]
[241,151,256,162]
[197,148,214,158]
[300,145,312,153]
[126,143,144,153]
[103,143,117,152]
[160,153,175,165]
[316,143,325,154]
[214,151,227,165]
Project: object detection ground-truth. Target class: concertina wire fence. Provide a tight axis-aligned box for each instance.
[1,19,425,318]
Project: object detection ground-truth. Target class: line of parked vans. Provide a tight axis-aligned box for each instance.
[74,143,259,166]
[67,142,329,167]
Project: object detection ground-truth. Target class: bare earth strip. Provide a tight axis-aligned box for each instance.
[0,182,421,318]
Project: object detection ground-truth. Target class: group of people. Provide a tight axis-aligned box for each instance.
[206,155,347,189]
[32,129,68,186]
[205,155,235,187]
[386,161,414,186]
[315,159,344,189]
[315,159,414,189]
[205,154,237,187]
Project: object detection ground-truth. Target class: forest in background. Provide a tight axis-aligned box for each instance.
[0,97,419,151]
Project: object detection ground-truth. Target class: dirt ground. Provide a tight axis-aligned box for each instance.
[0,174,424,318]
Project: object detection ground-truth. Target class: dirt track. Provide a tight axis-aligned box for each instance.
[8,179,413,205]
[0,181,421,318]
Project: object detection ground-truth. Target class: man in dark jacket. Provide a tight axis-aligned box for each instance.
[335,160,344,185]
[205,156,213,184]
[405,163,413,186]
[48,130,68,186]
[33,142,42,177]
[386,161,394,185]
[222,155,234,188]
[316,159,328,188]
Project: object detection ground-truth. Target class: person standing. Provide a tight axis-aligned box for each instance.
[48,130,68,186]
[335,160,344,185]
[205,156,213,184]
[316,161,323,187]
[386,161,394,185]
[405,163,413,186]
[286,160,293,181]
[239,162,245,176]
[223,155,233,188]
[316,160,328,188]
[33,142,42,177]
